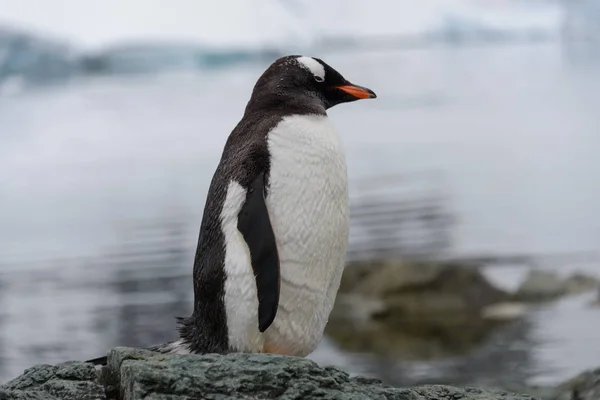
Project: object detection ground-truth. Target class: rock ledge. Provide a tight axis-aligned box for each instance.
[1,347,540,400]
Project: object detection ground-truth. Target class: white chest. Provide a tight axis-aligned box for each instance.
[263,114,350,354]
[221,114,350,357]
[266,114,349,286]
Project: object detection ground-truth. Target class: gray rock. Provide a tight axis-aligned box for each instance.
[329,260,516,359]
[106,347,541,400]
[328,293,387,326]
[514,270,567,302]
[551,367,600,400]
[487,383,557,400]
[1,347,541,400]
[564,272,600,296]
[514,270,600,302]
[339,260,509,314]
[0,361,105,400]
[481,302,528,321]
[339,261,445,296]
[496,366,600,400]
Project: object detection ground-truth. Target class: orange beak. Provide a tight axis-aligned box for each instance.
[335,84,377,99]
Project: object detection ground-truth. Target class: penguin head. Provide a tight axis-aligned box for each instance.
[249,55,376,110]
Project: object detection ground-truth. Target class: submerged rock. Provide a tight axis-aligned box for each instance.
[0,347,540,400]
[513,270,566,301]
[481,302,528,321]
[328,260,517,359]
[338,260,509,313]
[593,287,600,307]
[564,272,600,296]
[513,270,600,302]
[328,293,387,326]
[325,317,504,360]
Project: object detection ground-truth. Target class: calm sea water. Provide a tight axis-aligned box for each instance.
[1,42,600,386]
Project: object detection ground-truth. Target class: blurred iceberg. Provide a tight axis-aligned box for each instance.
[0,26,77,92]
[0,0,311,92]
[0,29,284,93]
[0,0,581,92]
[79,43,282,76]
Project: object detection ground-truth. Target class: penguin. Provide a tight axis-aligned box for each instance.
[87,55,375,365]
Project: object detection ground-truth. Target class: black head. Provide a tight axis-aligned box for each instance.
[246,55,376,112]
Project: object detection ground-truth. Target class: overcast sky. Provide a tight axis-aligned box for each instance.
[0,0,314,49]
[0,0,561,50]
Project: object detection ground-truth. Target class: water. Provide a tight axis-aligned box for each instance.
[1,42,600,386]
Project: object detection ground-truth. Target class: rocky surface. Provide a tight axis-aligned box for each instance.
[0,361,104,400]
[0,347,540,400]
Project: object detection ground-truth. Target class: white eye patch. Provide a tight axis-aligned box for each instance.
[296,56,326,81]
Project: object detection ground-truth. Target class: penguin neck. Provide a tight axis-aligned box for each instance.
[244,90,327,117]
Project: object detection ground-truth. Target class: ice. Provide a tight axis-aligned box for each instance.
[0,27,76,91]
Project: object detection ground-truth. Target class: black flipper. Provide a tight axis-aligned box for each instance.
[237,173,280,332]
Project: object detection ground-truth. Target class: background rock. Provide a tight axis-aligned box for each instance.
[481,302,528,321]
[327,294,387,326]
[513,270,600,302]
[324,318,504,360]
[564,273,600,296]
[339,260,510,315]
[513,269,566,301]
[551,367,600,400]
[328,260,517,359]
[593,287,600,307]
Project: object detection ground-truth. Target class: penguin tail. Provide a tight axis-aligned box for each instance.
[84,339,190,366]
[85,355,108,366]
[147,339,192,355]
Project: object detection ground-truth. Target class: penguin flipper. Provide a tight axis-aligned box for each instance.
[237,172,280,333]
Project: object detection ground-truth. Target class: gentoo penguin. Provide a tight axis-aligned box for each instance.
[87,55,375,364]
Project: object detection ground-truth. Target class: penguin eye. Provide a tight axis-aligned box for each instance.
[314,76,324,83]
